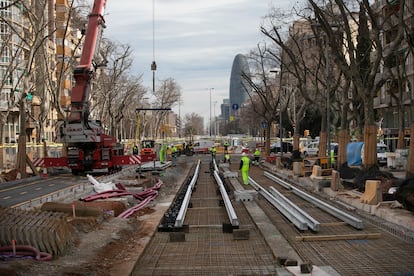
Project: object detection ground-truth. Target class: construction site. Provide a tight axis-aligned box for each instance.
[0,152,413,275]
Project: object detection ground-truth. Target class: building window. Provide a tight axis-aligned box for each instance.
[0,21,9,35]
[0,1,11,18]
[1,46,10,63]
[0,68,12,85]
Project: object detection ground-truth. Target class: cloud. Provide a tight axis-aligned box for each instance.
[103,0,292,125]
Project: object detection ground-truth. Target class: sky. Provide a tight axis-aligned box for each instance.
[103,0,295,126]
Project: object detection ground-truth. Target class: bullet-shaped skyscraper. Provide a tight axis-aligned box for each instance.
[229,54,250,119]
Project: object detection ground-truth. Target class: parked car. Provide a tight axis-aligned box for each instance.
[270,142,293,153]
[347,142,389,166]
[302,142,338,157]
[302,142,319,156]
[376,143,388,165]
[361,142,388,166]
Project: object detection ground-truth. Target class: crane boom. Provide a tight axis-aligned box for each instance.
[69,0,106,124]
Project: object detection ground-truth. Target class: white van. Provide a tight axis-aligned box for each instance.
[193,140,214,154]
[360,143,389,166]
[376,143,388,165]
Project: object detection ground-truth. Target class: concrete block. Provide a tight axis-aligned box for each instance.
[233,229,249,240]
[276,256,288,265]
[331,170,341,191]
[284,259,298,266]
[222,223,234,233]
[300,262,313,273]
[311,165,322,178]
[234,190,258,201]
[293,162,303,176]
[223,171,238,178]
[361,180,382,205]
[219,163,229,168]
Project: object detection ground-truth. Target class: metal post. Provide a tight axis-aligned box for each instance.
[178,96,181,138]
[280,106,283,159]
[213,101,217,136]
[208,88,214,136]
[325,40,331,157]
[210,89,211,136]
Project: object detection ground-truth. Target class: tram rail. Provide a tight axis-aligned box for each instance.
[263,171,364,230]
[175,159,239,228]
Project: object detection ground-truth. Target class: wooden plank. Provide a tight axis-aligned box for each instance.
[296,233,382,242]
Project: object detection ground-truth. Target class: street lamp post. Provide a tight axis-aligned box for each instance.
[208,88,214,136]
[213,101,217,136]
[270,68,283,158]
[178,95,181,138]
[313,23,338,157]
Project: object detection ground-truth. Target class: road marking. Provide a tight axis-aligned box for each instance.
[35,187,42,190]
[20,191,27,195]
[48,184,55,187]
[3,196,11,200]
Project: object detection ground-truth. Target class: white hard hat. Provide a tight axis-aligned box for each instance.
[242,152,246,156]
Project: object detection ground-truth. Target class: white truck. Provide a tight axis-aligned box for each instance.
[193,140,214,154]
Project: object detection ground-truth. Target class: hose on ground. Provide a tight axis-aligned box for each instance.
[0,245,52,261]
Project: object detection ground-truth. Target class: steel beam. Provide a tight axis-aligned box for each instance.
[264,171,364,230]
[175,160,201,228]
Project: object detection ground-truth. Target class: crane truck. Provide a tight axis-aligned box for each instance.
[41,0,141,174]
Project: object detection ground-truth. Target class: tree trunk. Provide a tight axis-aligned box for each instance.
[397,130,405,149]
[406,122,414,178]
[293,133,300,151]
[16,99,27,178]
[318,131,327,158]
[337,129,349,167]
[265,121,271,156]
[363,125,377,168]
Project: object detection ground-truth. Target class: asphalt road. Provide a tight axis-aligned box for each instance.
[0,175,84,207]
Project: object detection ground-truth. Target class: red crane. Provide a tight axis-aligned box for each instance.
[42,0,141,174]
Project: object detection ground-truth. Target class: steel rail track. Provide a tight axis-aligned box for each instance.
[175,158,239,228]
[174,160,201,228]
[213,166,239,227]
[249,176,317,231]
[264,171,364,230]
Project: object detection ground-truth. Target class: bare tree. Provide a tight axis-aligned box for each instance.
[261,10,346,159]
[150,78,181,139]
[307,0,407,169]
[91,40,147,138]
[241,44,286,156]
[183,112,204,138]
[0,0,58,176]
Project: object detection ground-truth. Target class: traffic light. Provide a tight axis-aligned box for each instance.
[26,92,33,102]
[304,129,310,137]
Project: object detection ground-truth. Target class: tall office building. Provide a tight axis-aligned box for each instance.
[229,54,250,115]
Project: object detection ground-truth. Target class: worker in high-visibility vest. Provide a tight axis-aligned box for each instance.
[253,148,261,166]
[209,146,217,162]
[239,152,250,185]
[159,143,167,163]
[224,153,231,164]
[133,144,139,155]
[171,145,178,166]
[223,141,230,154]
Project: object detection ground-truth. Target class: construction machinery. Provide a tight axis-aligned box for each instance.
[140,139,156,162]
[41,0,140,174]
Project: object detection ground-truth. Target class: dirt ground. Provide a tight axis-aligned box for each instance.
[0,159,193,276]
